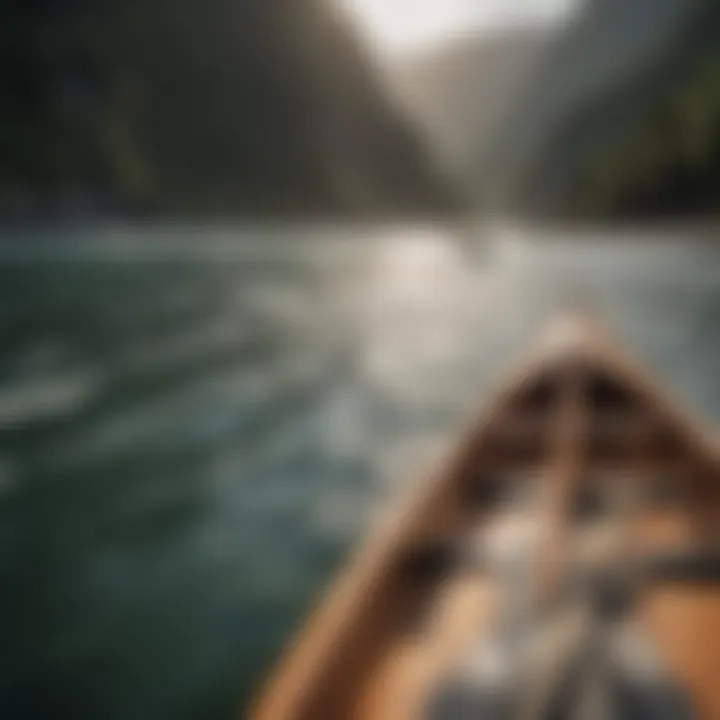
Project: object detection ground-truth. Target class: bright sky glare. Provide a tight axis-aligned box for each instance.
[341,0,579,53]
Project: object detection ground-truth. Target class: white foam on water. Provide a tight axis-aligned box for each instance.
[0,369,102,427]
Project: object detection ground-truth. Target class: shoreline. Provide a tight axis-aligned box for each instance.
[496,215,720,238]
[0,215,718,242]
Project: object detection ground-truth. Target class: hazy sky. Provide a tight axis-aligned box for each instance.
[342,0,579,53]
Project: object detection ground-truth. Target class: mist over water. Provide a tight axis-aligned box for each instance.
[0,224,718,718]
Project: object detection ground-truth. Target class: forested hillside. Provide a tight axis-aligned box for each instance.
[0,0,463,219]
[539,1,720,218]
[488,0,720,219]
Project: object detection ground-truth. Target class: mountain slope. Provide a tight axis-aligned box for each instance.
[0,0,464,219]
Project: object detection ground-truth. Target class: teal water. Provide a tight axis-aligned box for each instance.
[0,225,718,719]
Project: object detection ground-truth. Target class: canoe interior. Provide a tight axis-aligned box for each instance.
[251,313,720,720]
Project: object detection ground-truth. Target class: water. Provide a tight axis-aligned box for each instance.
[0,224,718,719]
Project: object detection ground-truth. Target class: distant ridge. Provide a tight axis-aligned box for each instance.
[389,26,553,185]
